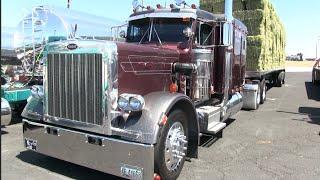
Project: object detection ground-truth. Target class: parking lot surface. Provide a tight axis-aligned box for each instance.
[1,72,320,180]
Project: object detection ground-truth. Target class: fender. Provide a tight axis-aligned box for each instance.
[118,91,199,158]
[21,96,43,121]
[22,91,200,158]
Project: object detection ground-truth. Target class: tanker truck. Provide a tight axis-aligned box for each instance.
[1,6,122,124]
[22,0,284,179]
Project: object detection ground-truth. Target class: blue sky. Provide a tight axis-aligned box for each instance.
[1,0,320,58]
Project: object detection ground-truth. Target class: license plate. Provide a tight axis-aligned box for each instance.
[25,138,37,151]
[120,164,143,180]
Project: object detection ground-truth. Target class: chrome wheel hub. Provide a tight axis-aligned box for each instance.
[165,122,187,172]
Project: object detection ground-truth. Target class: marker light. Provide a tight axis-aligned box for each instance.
[147,5,153,10]
[169,83,178,93]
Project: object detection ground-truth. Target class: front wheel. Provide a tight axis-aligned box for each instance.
[154,109,188,180]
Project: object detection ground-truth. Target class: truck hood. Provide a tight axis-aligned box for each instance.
[115,42,190,95]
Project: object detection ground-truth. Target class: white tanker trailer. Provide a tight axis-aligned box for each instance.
[13,5,123,74]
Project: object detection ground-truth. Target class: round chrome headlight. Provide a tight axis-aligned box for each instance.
[129,97,143,111]
[117,96,129,110]
[117,93,145,111]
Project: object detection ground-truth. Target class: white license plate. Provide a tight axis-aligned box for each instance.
[25,138,37,151]
[120,164,143,180]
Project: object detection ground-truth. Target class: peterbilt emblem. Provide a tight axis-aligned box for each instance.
[67,43,78,50]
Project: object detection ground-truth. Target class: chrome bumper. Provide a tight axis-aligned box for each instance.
[22,119,154,180]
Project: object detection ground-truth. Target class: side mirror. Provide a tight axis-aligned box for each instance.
[183,27,193,38]
[119,30,126,38]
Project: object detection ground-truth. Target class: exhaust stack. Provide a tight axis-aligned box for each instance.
[224,0,233,21]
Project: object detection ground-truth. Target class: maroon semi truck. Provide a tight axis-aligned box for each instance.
[21,0,272,179]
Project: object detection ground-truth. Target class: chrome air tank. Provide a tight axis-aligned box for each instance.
[192,48,214,102]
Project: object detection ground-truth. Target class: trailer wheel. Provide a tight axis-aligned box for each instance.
[255,85,260,109]
[154,109,188,180]
[260,79,266,104]
[275,71,284,87]
[282,73,286,84]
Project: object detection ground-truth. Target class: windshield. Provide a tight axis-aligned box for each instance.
[126,18,192,43]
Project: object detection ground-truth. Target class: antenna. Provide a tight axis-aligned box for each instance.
[67,0,71,9]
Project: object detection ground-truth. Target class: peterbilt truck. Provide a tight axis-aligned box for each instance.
[22,0,268,179]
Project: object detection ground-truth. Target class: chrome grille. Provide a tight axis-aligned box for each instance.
[47,53,103,125]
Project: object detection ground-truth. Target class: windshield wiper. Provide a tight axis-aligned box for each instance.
[153,26,162,46]
[139,26,151,44]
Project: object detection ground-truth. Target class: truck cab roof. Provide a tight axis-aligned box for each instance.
[129,7,224,22]
[128,7,247,33]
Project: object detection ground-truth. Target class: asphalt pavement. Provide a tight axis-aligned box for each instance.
[1,72,320,180]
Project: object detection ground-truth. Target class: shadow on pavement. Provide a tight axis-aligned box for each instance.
[10,113,23,125]
[298,106,320,125]
[305,82,320,101]
[16,151,124,180]
[278,107,320,125]
[199,118,236,147]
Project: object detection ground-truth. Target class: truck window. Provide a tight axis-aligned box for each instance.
[152,18,191,43]
[195,23,213,46]
[126,18,150,42]
[126,18,191,43]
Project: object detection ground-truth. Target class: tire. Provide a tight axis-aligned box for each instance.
[282,73,286,84]
[260,79,266,104]
[154,109,188,180]
[275,76,282,87]
[275,71,284,87]
[313,76,316,85]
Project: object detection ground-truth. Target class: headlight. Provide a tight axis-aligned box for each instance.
[117,93,144,111]
[129,97,144,111]
[117,96,129,110]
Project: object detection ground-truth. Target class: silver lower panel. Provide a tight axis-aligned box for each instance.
[22,119,154,180]
[242,84,259,110]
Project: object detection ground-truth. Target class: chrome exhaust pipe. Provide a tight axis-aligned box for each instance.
[225,0,233,22]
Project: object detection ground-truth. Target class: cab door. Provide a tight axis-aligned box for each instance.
[191,21,215,102]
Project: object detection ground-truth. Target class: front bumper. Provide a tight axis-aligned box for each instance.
[22,119,154,180]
